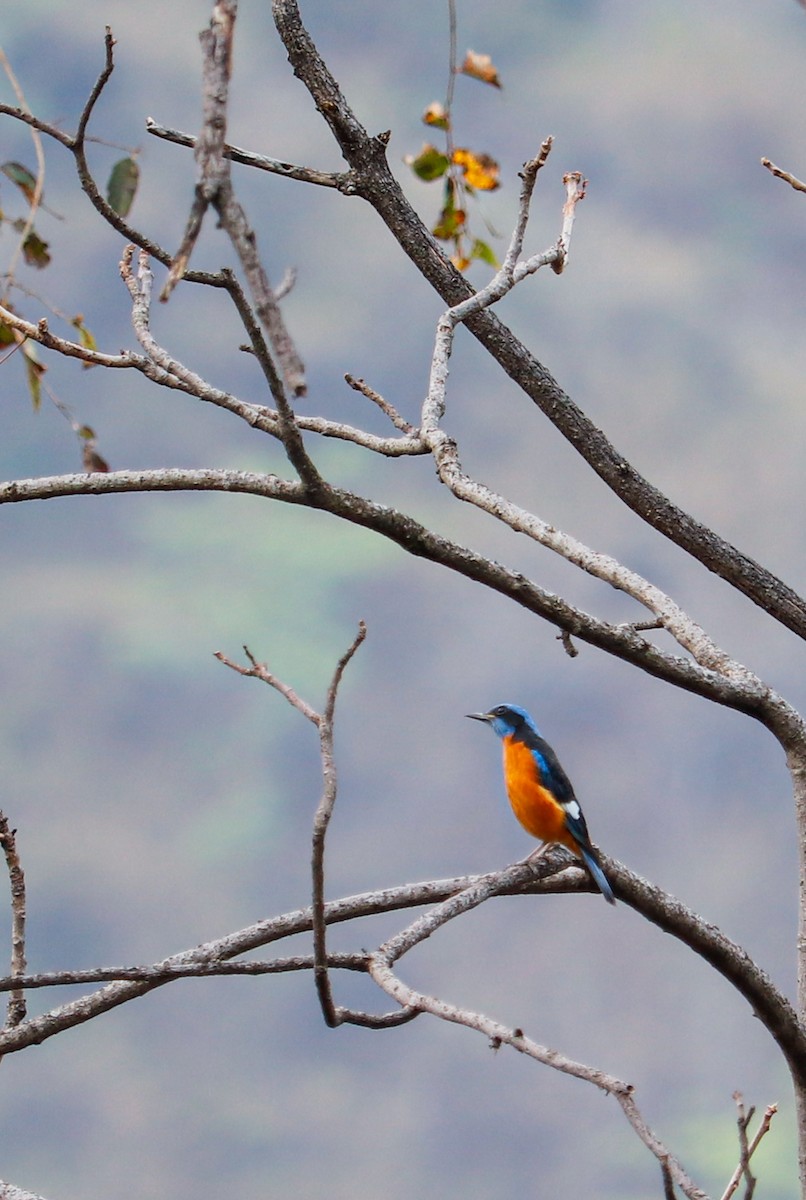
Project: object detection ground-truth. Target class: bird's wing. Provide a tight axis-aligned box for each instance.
[529,735,594,849]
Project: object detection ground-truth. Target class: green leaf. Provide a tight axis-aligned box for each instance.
[432,204,466,241]
[77,425,97,441]
[470,238,498,267]
[1,161,38,205]
[107,157,140,217]
[405,144,450,183]
[22,229,51,269]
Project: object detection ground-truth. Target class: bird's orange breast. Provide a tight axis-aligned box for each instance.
[502,736,578,854]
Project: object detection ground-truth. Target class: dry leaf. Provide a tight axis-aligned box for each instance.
[460,51,502,88]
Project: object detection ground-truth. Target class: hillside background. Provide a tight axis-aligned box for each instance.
[2,2,806,1197]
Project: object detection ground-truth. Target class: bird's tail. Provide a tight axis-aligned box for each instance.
[580,847,616,905]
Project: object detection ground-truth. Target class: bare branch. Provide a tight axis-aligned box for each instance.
[558,629,579,658]
[215,181,310,401]
[0,815,26,1028]
[0,271,284,437]
[500,138,554,275]
[0,841,796,1126]
[217,627,403,1028]
[271,0,806,644]
[719,1094,778,1200]
[661,1158,677,1200]
[293,413,423,455]
[160,3,308,401]
[272,267,297,301]
[344,374,418,435]
[0,952,370,991]
[550,169,587,274]
[162,3,236,299]
[0,870,496,1056]
[146,118,354,191]
[1,466,802,742]
[417,184,770,683]
[0,1180,52,1200]
[605,860,806,1085]
[119,247,283,434]
[73,26,116,148]
[367,942,708,1200]
[0,302,134,369]
[0,104,73,149]
[761,156,806,193]
[215,644,320,724]
[312,622,367,1025]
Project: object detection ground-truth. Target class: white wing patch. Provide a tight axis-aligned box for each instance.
[563,799,581,822]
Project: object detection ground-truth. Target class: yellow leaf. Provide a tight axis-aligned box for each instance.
[452,148,500,191]
[460,51,502,88]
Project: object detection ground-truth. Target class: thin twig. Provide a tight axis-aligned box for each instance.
[557,629,579,658]
[343,374,418,434]
[719,1093,777,1200]
[217,627,405,1028]
[313,622,367,1025]
[0,1180,52,1200]
[119,247,285,436]
[0,815,26,1027]
[214,645,319,723]
[160,3,308,400]
[661,1158,677,1200]
[0,47,46,302]
[162,3,236,300]
[761,157,806,193]
[550,170,587,274]
[502,140,554,275]
[215,181,310,401]
[0,952,370,991]
[146,119,354,191]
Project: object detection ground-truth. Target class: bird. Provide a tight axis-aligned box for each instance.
[467,703,615,904]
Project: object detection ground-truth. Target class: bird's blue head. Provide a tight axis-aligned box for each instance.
[466,703,540,740]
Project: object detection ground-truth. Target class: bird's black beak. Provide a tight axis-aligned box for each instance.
[466,712,492,723]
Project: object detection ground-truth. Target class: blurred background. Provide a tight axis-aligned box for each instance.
[2,2,806,1197]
